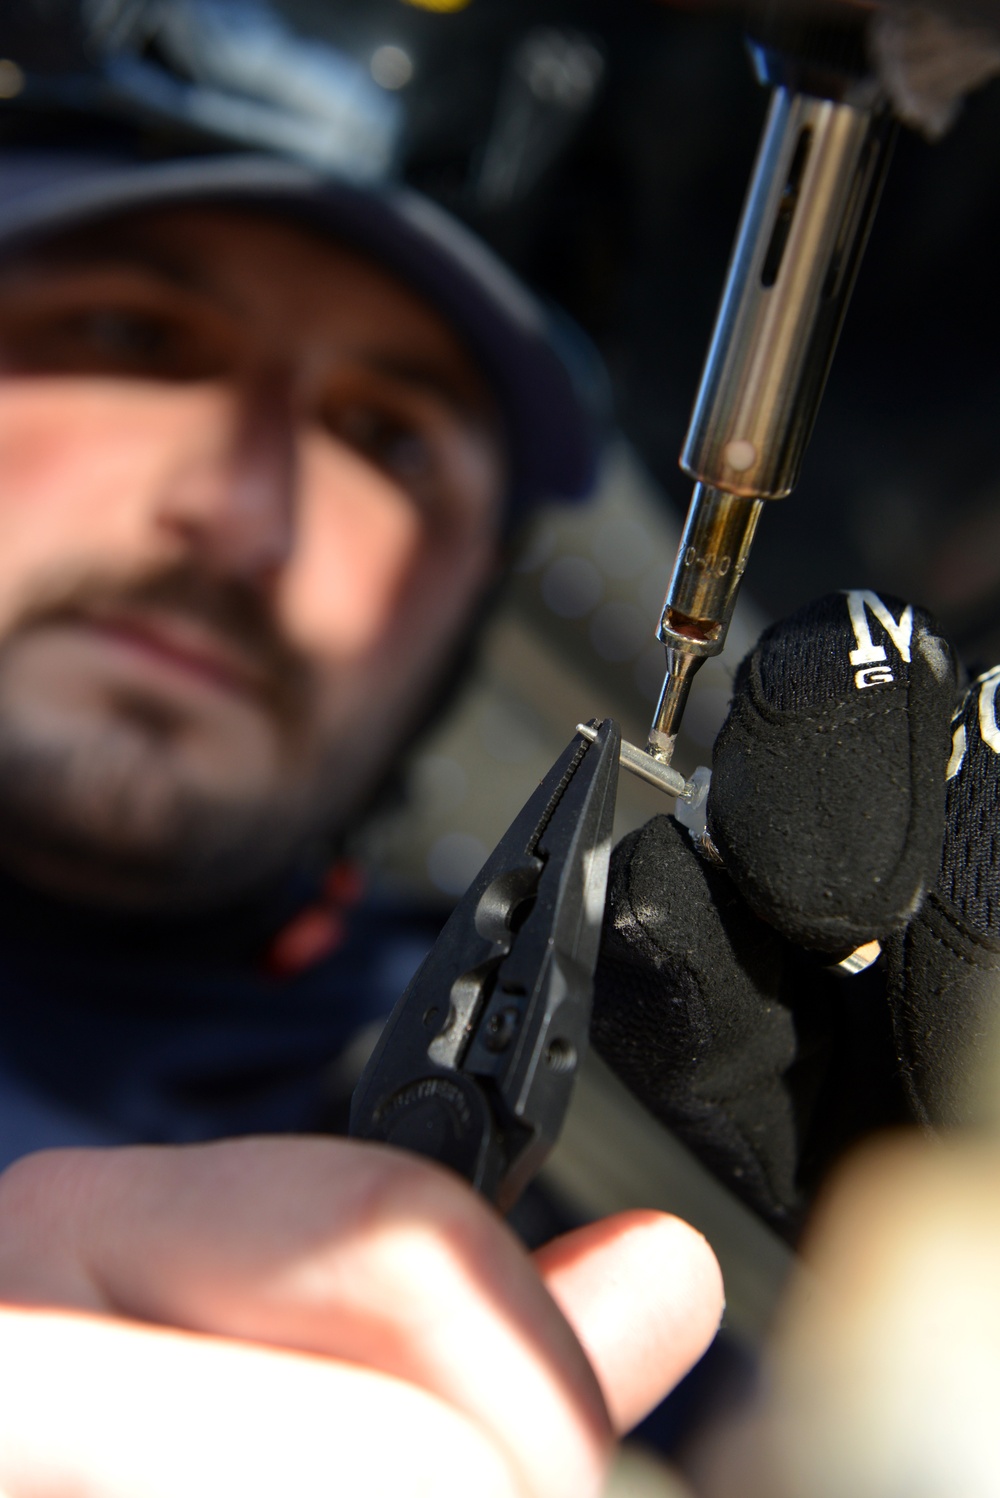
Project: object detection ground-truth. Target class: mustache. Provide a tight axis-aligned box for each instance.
[9,563,313,726]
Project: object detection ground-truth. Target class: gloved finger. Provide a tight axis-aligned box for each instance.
[534,1209,724,1433]
[708,589,960,951]
[592,813,816,1234]
[0,1136,610,1498]
[886,664,1000,1125]
[0,1306,520,1498]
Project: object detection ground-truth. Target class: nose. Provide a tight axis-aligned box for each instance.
[153,372,298,585]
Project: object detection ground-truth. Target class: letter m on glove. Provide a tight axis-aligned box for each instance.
[846,590,914,689]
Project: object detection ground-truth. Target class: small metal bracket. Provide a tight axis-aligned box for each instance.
[576,722,690,800]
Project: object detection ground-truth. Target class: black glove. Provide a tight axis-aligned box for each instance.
[592,590,1000,1241]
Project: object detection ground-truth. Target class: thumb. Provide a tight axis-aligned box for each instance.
[535,1210,724,1433]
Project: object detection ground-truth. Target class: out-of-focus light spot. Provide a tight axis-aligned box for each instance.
[638,565,670,618]
[401,0,471,10]
[683,685,733,749]
[541,555,603,619]
[591,517,653,581]
[410,754,467,814]
[635,643,666,704]
[589,601,649,663]
[427,832,487,897]
[477,700,543,764]
[723,438,757,472]
[371,45,414,90]
[511,523,557,575]
[0,61,25,100]
[520,31,603,108]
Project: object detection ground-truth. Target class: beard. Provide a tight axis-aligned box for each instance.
[0,563,342,911]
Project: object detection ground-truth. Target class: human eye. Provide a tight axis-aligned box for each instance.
[0,285,230,381]
[37,307,179,372]
[324,401,436,487]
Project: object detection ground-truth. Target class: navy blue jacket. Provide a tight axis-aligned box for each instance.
[0,866,439,1171]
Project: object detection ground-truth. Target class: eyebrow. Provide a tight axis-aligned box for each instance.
[18,239,242,312]
[358,351,491,421]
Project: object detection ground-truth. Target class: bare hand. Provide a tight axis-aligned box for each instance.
[0,1137,723,1498]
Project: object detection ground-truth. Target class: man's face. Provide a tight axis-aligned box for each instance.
[0,206,505,907]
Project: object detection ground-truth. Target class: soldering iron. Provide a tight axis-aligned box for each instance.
[646,13,896,768]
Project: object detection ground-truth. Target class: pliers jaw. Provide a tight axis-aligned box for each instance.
[351,718,621,1212]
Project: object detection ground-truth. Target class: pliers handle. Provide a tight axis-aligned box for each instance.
[350,718,620,1212]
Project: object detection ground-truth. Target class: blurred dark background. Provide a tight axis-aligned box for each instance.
[277,0,1000,666]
